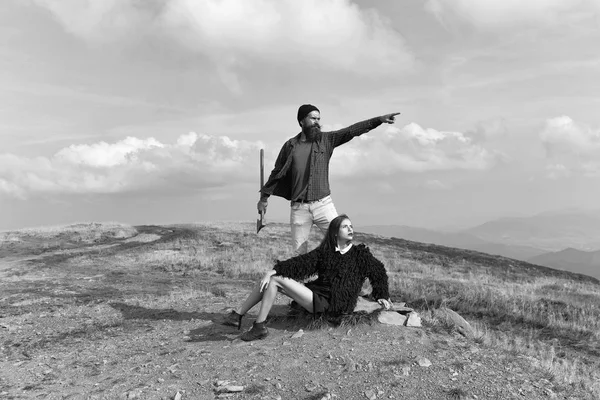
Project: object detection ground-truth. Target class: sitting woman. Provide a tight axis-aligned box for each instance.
[223,214,392,341]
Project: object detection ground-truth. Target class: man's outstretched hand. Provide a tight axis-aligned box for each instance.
[380,112,401,124]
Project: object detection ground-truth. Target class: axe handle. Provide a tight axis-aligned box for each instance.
[259,149,265,221]
[259,149,264,197]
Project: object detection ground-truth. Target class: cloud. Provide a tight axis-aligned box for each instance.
[424,179,451,190]
[0,133,262,198]
[332,123,500,177]
[35,0,413,82]
[545,163,571,180]
[539,116,600,177]
[31,0,162,40]
[466,118,508,142]
[425,0,600,29]
[56,137,164,167]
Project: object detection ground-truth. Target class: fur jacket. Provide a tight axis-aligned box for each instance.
[273,244,390,315]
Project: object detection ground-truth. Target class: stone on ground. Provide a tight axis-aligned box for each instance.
[377,311,407,326]
[353,297,382,313]
[417,357,432,367]
[291,329,304,339]
[432,307,474,339]
[406,311,422,327]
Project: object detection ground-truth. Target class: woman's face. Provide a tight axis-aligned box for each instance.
[337,218,354,243]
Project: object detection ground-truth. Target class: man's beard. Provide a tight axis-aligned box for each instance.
[303,125,322,142]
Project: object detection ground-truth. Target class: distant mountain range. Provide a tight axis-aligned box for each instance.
[361,208,600,280]
[360,225,547,261]
[463,209,600,252]
[528,248,600,280]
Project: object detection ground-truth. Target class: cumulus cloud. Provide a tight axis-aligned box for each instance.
[35,0,413,83]
[467,118,508,143]
[32,0,162,40]
[545,163,571,180]
[0,133,262,199]
[539,116,600,177]
[56,137,164,167]
[425,0,600,29]
[332,123,500,177]
[424,179,451,190]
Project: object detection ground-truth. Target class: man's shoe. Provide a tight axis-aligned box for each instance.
[222,310,243,330]
[241,321,268,341]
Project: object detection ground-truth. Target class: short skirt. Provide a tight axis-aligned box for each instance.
[305,282,330,314]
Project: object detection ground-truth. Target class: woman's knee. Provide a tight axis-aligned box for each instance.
[267,276,282,289]
[271,276,297,288]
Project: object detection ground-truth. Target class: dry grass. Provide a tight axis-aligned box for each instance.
[363,237,600,396]
[0,222,137,241]
[3,221,600,397]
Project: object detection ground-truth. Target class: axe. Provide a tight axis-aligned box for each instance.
[256,148,266,233]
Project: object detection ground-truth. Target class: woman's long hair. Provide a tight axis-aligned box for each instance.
[317,214,350,253]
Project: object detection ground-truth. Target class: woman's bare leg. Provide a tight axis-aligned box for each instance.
[255,276,314,323]
[235,281,264,315]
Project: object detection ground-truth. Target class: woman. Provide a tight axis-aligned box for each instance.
[222,214,392,341]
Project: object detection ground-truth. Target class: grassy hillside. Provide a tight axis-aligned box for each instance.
[1,221,599,398]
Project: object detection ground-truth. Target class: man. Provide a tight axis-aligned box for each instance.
[258,104,400,254]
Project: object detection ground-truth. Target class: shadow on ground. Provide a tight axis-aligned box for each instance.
[109,302,325,342]
[109,302,225,321]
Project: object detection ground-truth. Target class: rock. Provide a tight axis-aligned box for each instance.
[344,357,356,372]
[402,366,410,376]
[305,381,320,392]
[364,389,377,400]
[216,385,244,393]
[432,308,474,339]
[417,357,431,367]
[377,311,407,326]
[291,329,304,339]
[390,304,414,314]
[353,297,414,315]
[353,297,382,313]
[405,312,422,327]
[173,392,182,400]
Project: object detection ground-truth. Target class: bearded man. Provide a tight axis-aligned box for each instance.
[258,104,400,254]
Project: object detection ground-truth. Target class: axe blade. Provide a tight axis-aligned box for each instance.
[256,211,265,234]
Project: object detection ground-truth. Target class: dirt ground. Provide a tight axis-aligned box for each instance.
[0,224,592,399]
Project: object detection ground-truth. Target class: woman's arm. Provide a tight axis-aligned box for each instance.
[273,248,321,281]
[361,246,390,302]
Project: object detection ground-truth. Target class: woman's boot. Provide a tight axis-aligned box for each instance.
[240,321,268,341]
[222,310,244,330]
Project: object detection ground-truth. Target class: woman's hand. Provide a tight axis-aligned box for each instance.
[377,298,392,310]
[260,270,277,292]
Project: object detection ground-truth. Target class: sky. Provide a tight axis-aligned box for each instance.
[1,0,600,231]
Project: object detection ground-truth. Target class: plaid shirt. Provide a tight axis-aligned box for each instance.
[261,117,382,201]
